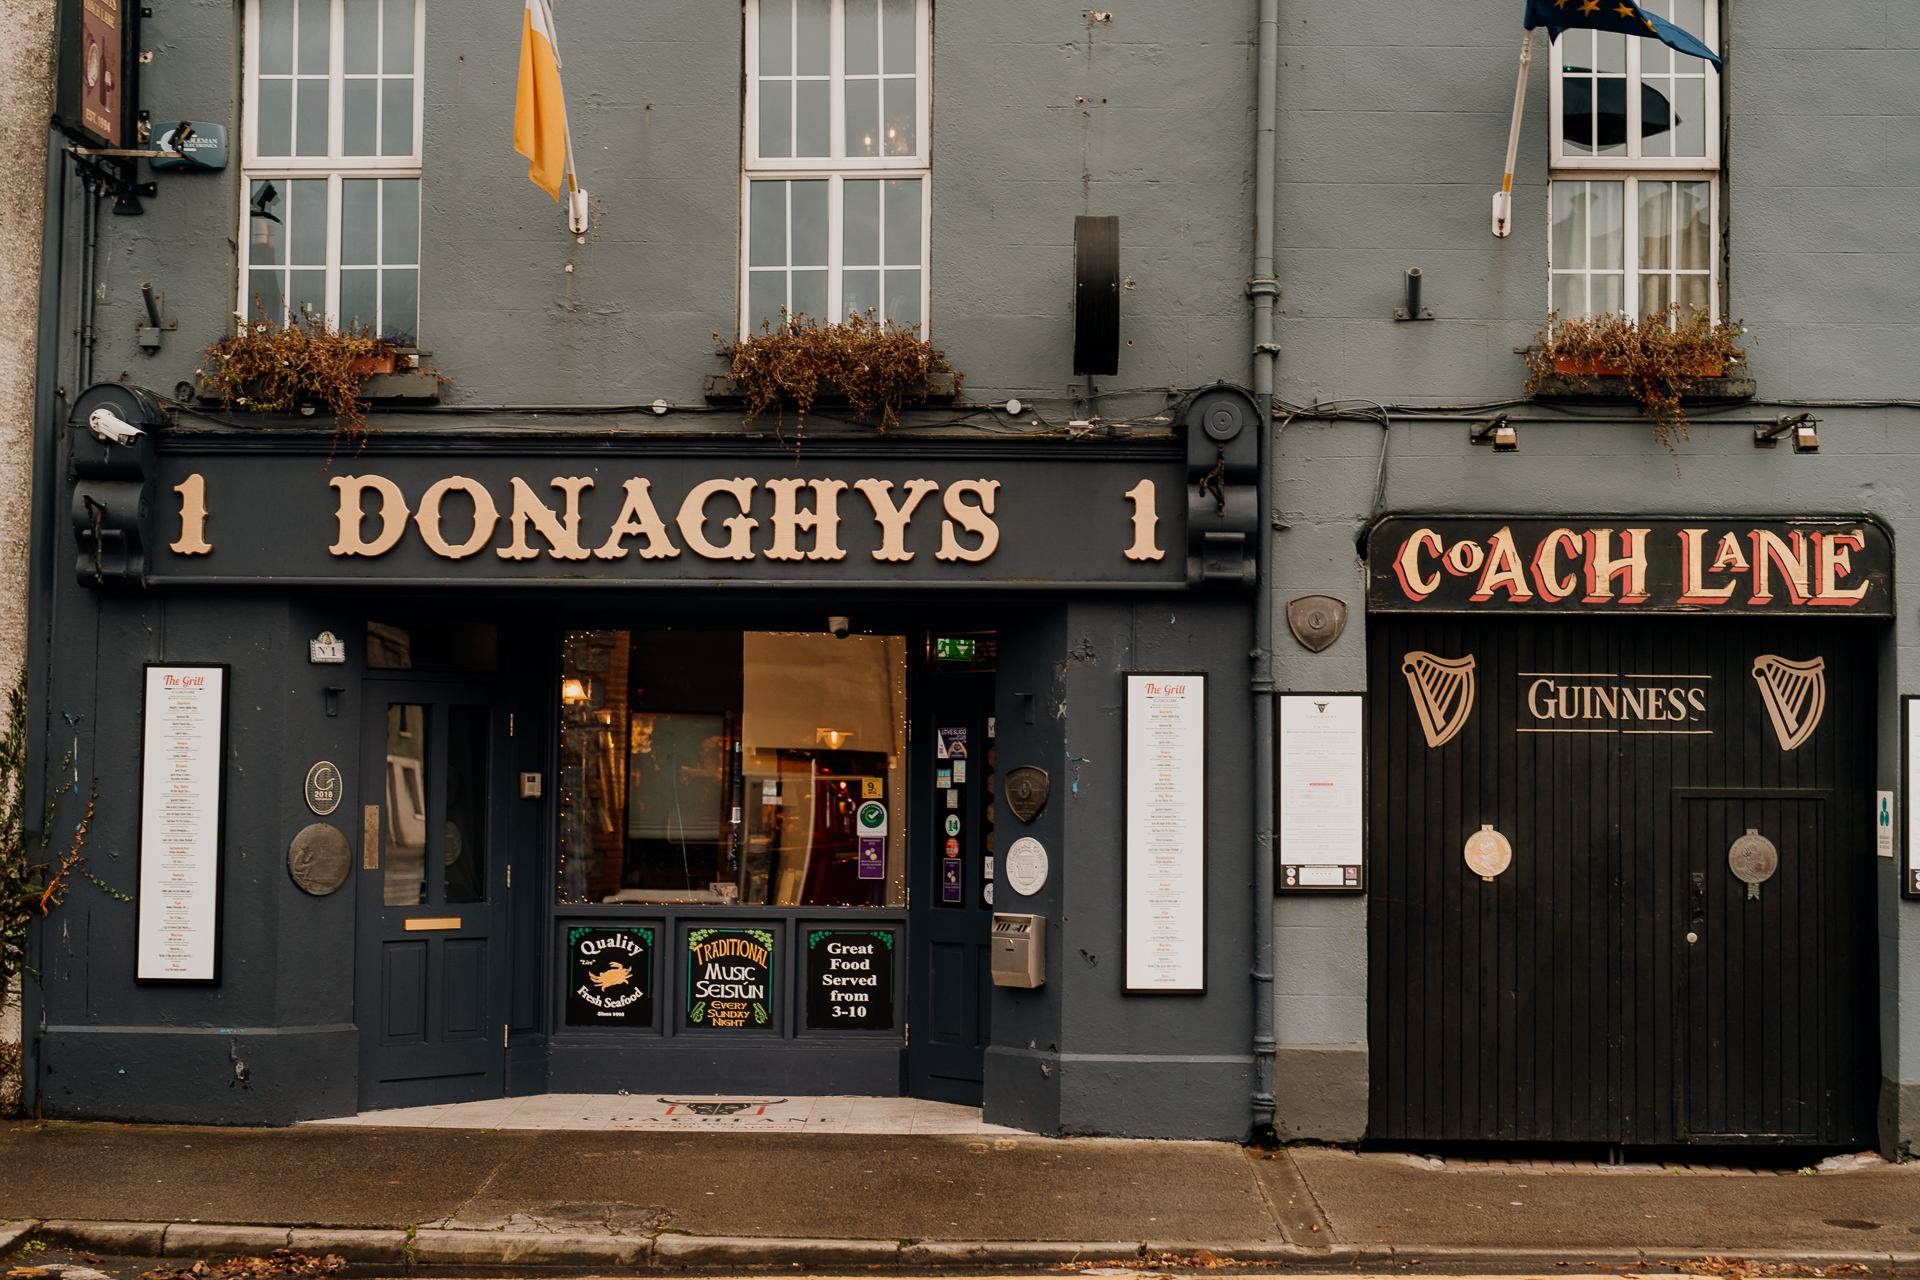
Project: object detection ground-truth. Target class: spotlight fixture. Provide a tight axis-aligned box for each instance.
[1470,414,1518,452]
[1755,412,1820,453]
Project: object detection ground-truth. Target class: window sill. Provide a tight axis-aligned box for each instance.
[1529,373,1756,402]
[702,369,960,405]
[360,369,443,402]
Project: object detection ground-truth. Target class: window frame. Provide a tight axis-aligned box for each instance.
[1546,11,1721,171]
[1546,173,1719,324]
[241,0,427,170]
[739,0,933,339]
[239,0,425,336]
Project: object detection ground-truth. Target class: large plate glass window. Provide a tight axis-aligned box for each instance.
[556,631,909,909]
[241,0,425,340]
[741,0,931,337]
[1545,0,1719,323]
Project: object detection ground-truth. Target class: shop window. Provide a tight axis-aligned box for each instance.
[1545,0,1719,324]
[242,0,426,340]
[557,631,907,908]
[740,0,931,336]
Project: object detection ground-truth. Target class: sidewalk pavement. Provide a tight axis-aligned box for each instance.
[3,1115,1918,1272]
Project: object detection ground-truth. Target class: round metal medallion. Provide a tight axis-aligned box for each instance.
[288,822,353,896]
[1004,836,1049,896]
[1728,828,1778,885]
[1463,824,1512,882]
[304,760,343,816]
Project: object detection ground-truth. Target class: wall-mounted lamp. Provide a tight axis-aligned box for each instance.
[561,676,591,704]
[1393,267,1434,321]
[816,728,855,749]
[1469,414,1518,451]
[1755,412,1819,453]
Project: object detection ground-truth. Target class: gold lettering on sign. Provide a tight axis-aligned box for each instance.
[498,477,594,560]
[328,475,409,556]
[1469,526,1533,602]
[853,478,938,562]
[935,479,1001,562]
[1813,530,1870,605]
[415,476,500,559]
[1747,530,1812,605]
[677,478,758,560]
[171,473,211,554]
[1123,480,1163,561]
[1528,527,1582,600]
[593,478,681,560]
[764,479,848,561]
[1581,528,1651,602]
[1677,528,1739,603]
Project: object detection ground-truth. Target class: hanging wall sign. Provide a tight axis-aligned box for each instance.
[567,926,655,1025]
[136,664,230,982]
[1276,694,1364,892]
[56,0,137,148]
[1124,672,1207,993]
[685,928,775,1029]
[1367,517,1893,616]
[805,929,895,1029]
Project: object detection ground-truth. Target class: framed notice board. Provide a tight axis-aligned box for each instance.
[1123,671,1207,994]
[1276,693,1366,894]
[136,663,230,982]
[1905,697,1920,898]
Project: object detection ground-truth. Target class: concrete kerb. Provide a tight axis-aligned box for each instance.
[21,1222,1920,1271]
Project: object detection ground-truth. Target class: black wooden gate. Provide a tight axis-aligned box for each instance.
[1367,615,1879,1145]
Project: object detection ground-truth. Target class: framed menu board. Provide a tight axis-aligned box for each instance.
[1276,693,1366,893]
[1124,672,1206,993]
[136,664,230,982]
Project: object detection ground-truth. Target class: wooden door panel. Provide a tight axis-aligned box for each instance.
[382,941,428,1044]
[442,938,488,1039]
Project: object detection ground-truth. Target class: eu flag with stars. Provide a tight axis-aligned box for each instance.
[1523,0,1723,70]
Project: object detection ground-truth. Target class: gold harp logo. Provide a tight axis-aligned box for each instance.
[1402,651,1477,748]
[1752,654,1826,751]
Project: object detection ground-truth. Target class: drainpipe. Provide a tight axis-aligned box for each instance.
[1247,0,1280,1137]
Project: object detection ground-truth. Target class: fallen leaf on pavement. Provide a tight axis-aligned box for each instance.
[141,1251,347,1280]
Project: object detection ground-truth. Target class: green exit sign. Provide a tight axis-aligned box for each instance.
[935,637,976,661]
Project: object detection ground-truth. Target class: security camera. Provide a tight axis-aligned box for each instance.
[88,408,145,445]
[828,616,851,640]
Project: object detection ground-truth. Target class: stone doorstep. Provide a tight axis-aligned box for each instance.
[23,1222,1920,1271]
[0,1220,44,1256]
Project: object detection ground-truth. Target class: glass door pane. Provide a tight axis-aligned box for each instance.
[384,703,428,906]
[444,705,489,904]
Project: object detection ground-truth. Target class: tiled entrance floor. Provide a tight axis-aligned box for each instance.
[303,1094,1028,1134]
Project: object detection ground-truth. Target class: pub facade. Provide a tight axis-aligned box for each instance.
[17,0,1920,1155]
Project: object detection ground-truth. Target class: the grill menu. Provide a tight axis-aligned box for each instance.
[137,665,226,981]
[1125,672,1206,992]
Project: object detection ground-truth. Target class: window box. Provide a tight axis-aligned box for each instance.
[1554,355,1723,378]
[348,352,397,376]
[703,369,959,406]
[1531,372,1755,401]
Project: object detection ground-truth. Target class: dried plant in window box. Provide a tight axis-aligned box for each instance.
[718,311,961,438]
[200,309,395,439]
[1524,305,1747,453]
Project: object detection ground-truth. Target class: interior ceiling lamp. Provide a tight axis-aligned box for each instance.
[815,728,854,748]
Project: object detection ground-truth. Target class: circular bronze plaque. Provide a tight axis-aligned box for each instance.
[1728,829,1778,885]
[289,822,353,896]
[1463,824,1512,881]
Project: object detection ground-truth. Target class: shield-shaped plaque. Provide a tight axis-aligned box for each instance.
[1286,595,1348,652]
[1005,766,1049,823]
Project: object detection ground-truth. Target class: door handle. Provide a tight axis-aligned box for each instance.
[363,804,381,870]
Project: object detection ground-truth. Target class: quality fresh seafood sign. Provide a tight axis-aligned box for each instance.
[566,926,654,1026]
[1367,517,1892,616]
[685,928,775,1029]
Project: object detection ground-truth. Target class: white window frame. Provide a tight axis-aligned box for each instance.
[240,0,425,333]
[740,0,933,338]
[1547,10,1721,170]
[1546,173,1719,323]
[241,0,427,170]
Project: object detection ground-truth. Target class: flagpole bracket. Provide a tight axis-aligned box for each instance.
[1492,190,1514,238]
[568,188,590,234]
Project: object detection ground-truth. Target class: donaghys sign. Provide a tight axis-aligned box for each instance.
[149,448,1186,587]
[1368,517,1892,615]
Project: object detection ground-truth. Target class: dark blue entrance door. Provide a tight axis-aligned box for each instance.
[356,677,514,1111]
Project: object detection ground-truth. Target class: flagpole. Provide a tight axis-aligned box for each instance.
[1492,28,1534,238]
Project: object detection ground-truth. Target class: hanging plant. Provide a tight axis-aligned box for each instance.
[718,311,961,438]
[199,308,396,440]
[1524,305,1748,454]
